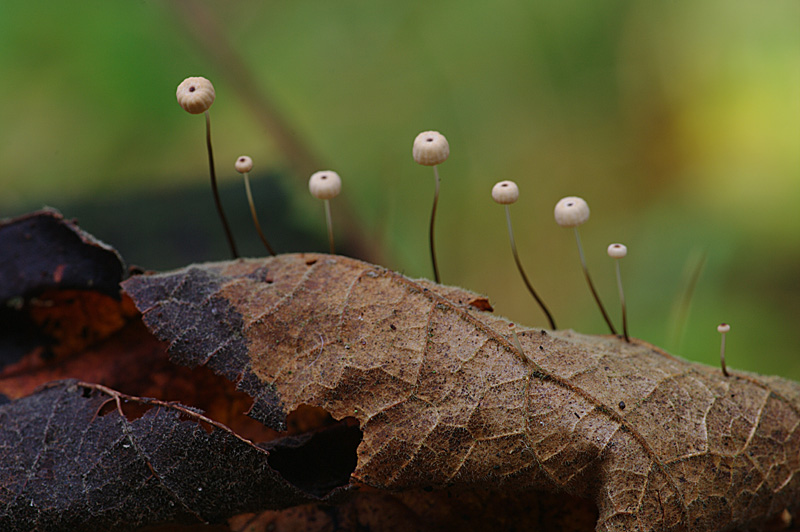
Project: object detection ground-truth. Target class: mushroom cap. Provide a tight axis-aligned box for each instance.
[554,196,590,228]
[412,131,449,166]
[235,155,253,174]
[491,180,520,205]
[309,170,342,200]
[717,323,731,333]
[176,76,216,114]
[607,243,627,258]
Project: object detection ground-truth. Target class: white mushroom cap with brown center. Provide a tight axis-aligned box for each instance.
[717,323,731,333]
[412,131,449,166]
[235,155,253,174]
[309,170,342,200]
[607,243,627,258]
[176,76,216,114]
[554,196,590,228]
[491,180,520,205]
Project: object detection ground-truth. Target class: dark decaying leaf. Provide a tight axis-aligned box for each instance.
[0,209,130,370]
[0,314,279,449]
[0,209,125,302]
[123,254,800,532]
[228,488,599,532]
[0,380,312,532]
[0,212,348,532]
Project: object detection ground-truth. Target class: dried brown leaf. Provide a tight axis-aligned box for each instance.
[122,254,800,532]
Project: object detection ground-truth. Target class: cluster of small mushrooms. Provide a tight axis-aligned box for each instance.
[177,75,732,375]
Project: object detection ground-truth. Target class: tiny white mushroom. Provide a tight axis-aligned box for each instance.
[491,181,519,205]
[607,243,627,259]
[176,76,216,115]
[309,170,342,200]
[413,130,449,283]
[554,196,590,228]
[492,181,556,329]
[412,131,449,166]
[309,171,342,253]
[235,156,275,256]
[234,155,253,174]
[607,243,629,342]
[176,76,237,258]
[554,196,617,336]
[718,323,731,377]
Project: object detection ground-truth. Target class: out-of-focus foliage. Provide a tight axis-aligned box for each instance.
[0,1,797,378]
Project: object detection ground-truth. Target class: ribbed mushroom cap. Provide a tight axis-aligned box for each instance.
[491,181,520,205]
[554,196,590,228]
[412,131,449,166]
[309,170,342,200]
[176,76,215,114]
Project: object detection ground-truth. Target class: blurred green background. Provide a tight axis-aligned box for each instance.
[1,1,798,378]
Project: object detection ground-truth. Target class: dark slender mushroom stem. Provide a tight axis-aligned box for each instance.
[718,323,730,377]
[573,228,617,336]
[492,180,556,330]
[555,196,617,336]
[241,170,276,256]
[429,166,441,283]
[413,130,449,284]
[205,111,238,259]
[505,205,556,329]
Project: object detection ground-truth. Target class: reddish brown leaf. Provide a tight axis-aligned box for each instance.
[123,254,800,532]
[0,315,279,444]
[0,209,129,373]
[228,488,598,532]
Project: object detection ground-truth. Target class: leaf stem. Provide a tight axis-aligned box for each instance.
[77,381,257,447]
